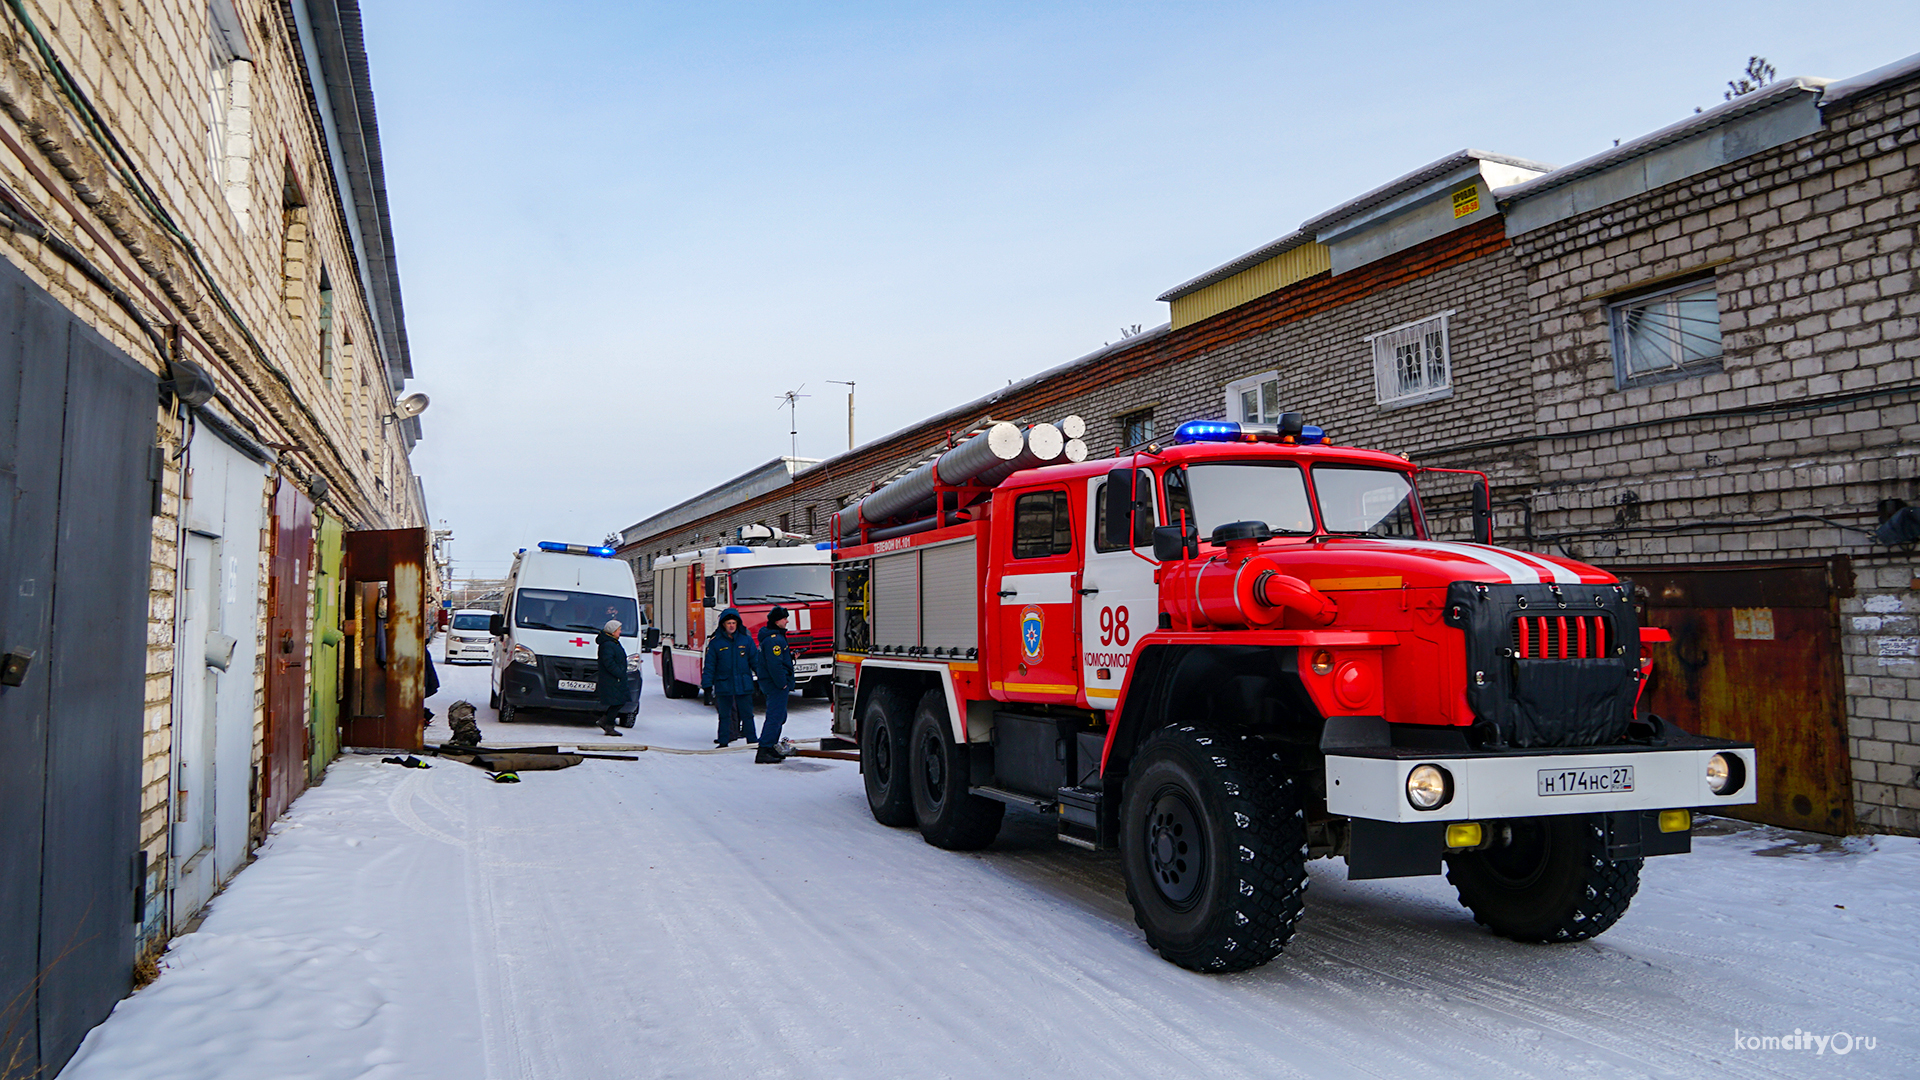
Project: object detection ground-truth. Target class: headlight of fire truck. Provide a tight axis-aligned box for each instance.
[627,652,643,672]
[510,644,536,667]
[1406,763,1453,810]
[1706,752,1745,795]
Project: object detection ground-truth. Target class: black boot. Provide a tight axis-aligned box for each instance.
[754,746,783,764]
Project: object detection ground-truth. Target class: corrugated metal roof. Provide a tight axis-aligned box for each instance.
[1156,230,1313,302]
[1494,78,1829,205]
[1298,149,1554,237]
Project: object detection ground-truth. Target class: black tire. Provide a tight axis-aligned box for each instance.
[802,677,829,699]
[1119,726,1308,972]
[660,649,683,698]
[909,690,1003,850]
[617,712,636,728]
[499,699,516,724]
[1445,815,1641,943]
[860,684,916,827]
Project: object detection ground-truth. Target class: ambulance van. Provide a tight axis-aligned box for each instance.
[489,541,644,726]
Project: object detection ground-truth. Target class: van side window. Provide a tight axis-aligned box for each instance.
[1013,490,1072,559]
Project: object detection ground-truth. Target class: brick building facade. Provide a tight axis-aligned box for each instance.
[0,2,422,1072]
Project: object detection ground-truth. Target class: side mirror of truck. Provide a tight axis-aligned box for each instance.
[1152,524,1198,562]
[703,597,716,609]
[643,627,661,651]
[1471,479,1494,546]
[488,613,505,636]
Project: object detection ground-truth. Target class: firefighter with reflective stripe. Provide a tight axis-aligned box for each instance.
[755,606,796,763]
[702,607,761,746]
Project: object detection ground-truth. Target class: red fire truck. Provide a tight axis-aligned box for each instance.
[827,415,1757,972]
[649,538,835,699]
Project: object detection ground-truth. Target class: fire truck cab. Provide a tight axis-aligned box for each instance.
[650,537,835,699]
[830,415,1757,972]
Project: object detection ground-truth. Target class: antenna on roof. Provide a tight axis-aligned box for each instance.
[777,385,811,461]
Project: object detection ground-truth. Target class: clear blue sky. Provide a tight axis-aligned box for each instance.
[360,0,1920,577]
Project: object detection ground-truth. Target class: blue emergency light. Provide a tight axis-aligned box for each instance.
[723,545,753,554]
[1172,419,1326,445]
[537,540,618,558]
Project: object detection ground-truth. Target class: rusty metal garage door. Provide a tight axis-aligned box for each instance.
[1629,559,1853,834]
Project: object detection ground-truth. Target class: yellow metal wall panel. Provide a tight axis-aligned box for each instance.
[1169,243,1331,329]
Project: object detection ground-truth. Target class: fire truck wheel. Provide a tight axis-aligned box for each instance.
[860,684,916,827]
[909,690,1004,850]
[1444,814,1642,943]
[660,649,683,698]
[1119,726,1308,973]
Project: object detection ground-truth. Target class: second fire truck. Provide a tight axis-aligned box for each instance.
[649,532,835,698]
[826,415,1758,972]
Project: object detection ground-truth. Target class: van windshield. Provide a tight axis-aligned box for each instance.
[730,564,831,605]
[451,613,492,631]
[513,590,639,637]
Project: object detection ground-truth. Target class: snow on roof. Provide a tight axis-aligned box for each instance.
[1495,78,1829,205]
[1298,149,1555,238]
[1156,230,1313,303]
[1818,49,1920,107]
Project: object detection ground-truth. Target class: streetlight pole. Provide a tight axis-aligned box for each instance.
[827,380,855,451]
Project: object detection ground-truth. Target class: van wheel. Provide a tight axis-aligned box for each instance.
[909,690,1003,850]
[489,685,500,710]
[660,649,683,698]
[1119,726,1308,972]
[499,700,516,724]
[860,684,915,827]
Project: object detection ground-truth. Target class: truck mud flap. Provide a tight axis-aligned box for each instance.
[1347,819,1445,880]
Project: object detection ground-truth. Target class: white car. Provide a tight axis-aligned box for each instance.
[490,542,644,726]
[445,608,497,664]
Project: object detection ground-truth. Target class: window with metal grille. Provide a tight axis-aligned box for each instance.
[1511,614,1614,660]
[1012,490,1072,559]
[1368,312,1452,407]
[1119,408,1155,447]
[1609,277,1723,387]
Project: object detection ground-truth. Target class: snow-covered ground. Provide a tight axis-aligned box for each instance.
[59,649,1920,1079]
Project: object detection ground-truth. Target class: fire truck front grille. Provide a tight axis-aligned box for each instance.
[1511,614,1613,660]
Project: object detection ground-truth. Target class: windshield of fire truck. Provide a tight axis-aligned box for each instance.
[1165,463,1314,536]
[729,564,831,605]
[1311,466,1420,537]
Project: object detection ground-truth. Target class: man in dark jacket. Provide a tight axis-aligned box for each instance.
[702,607,760,746]
[594,619,629,737]
[754,606,796,763]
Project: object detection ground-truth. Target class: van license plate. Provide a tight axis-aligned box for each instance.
[1537,765,1634,796]
[557,679,595,692]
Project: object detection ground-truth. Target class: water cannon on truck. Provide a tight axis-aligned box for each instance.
[825,411,1757,972]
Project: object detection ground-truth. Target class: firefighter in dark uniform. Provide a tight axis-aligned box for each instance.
[755,605,796,763]
[702,607,761,746]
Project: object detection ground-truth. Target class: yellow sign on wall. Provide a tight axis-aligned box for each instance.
[1452,184,1480,218]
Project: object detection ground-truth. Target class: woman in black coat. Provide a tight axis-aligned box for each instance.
[595,619,631,736]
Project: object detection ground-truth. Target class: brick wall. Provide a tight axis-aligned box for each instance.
[0,0,423,950]
[1507,76,1920,833]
